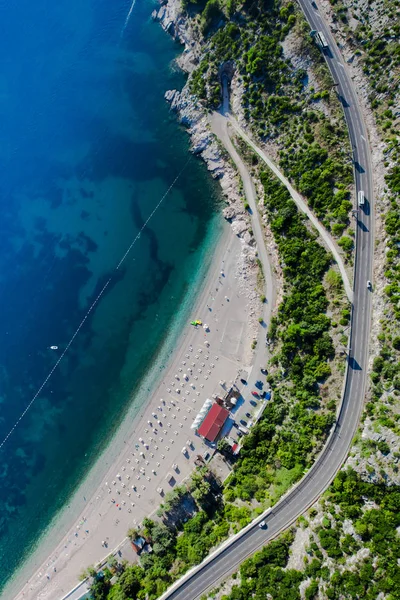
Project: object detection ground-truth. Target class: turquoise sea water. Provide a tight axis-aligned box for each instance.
[0,0,221,591]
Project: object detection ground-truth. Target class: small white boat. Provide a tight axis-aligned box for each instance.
[50,346,58,350]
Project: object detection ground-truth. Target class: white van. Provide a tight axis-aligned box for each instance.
[358,190,365,206]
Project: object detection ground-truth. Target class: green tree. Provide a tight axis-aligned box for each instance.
[338,236,353,253]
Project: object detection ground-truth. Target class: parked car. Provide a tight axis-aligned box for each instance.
[251,391,259,397]
[255,380,263,389]
[240,378,247,385]
[245,412,251,418]
[240,419,248,426]
[261,368,268,375]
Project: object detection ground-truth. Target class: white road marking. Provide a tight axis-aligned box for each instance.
[337,61,344,68]
[361,135,366,142]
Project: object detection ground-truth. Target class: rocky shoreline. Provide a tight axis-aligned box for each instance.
[152,0,264,342]
[152,0,255,246]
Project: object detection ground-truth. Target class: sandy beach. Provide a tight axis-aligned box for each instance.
[10,220,260,600]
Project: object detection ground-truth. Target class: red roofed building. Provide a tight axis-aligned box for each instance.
[197,403,230,442]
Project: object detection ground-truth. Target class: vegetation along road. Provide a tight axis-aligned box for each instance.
[227,117,354,303]
[159,2,375,599]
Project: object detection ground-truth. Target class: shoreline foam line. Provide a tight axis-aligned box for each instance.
[0,157,191,452]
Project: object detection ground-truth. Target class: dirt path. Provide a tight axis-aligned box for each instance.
[210,111,276,364]
[228,118,353,303]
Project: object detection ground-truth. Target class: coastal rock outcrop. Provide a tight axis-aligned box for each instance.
[158,0,260,343]
[164,83,250,238]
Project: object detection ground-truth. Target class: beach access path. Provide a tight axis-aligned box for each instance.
[230,119,354,302]
[216,74,353,303]
[11,211,274,600]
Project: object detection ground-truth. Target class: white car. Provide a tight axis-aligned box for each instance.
[367,280,372,290]
[258,520,267,529]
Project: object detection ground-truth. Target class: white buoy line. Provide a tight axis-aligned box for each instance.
[0,157,192,451]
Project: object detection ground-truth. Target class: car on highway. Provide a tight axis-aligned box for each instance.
[258,520,267,529]
[251,391,259,397]
[367,280,372,290]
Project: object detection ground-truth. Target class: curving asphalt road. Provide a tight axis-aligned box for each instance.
[159,2,374,598]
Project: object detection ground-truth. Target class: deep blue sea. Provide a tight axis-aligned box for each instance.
[0,0,221,591]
